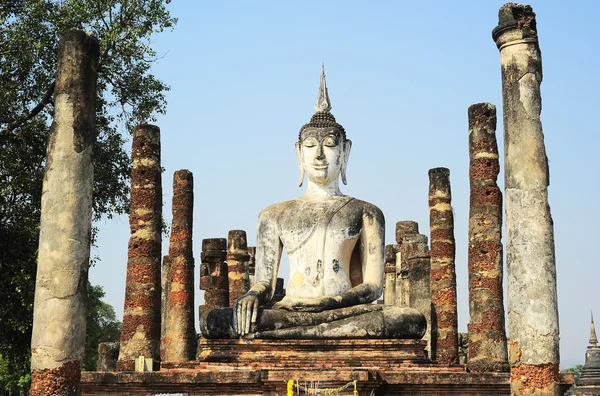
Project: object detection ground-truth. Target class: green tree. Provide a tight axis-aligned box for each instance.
[0,0,176,393]
[84,284,121,371]
[565,364,585,384]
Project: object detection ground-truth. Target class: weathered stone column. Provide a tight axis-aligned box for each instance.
[117,124,162,371]
[396,221,432,359]
[493,4,560,393]
[164,170,196,362]
[30,30,98,396]
[384,244,396,305]
[199,238,228,318]
[394,245,409,308]
[428,167,459,366]
[467,103,508,373]
[227,230,251,307]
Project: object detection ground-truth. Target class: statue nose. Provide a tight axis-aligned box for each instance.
[315,143,325,160]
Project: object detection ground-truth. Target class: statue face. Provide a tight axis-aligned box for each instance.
[299,127,345,186]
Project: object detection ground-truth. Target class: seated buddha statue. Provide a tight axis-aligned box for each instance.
[200,66,426,339]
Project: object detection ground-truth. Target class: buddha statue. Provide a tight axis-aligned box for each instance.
[200,66,426,339]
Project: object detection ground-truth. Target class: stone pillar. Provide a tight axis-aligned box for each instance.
[396,221,432,360]
[467,103,509,372]
[164,170,196,362]
[199,238,228,318]
[97,342,119,372]
[428,167,459,366]
[394,246,409,307]
[30,30,98,396]
[384,244,396,305]
[160,255,170,361]
[227,230,251,307]
[493,4,560,393]
[117,124,162,371]
[247,246,256,286]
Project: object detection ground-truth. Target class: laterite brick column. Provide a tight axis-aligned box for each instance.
[117,124,162,371]
[247,246,256,286]
[493,3,560,394]
[30,30,99,396]
[467,103,508,372]
[227,230,251,307]
[164,170,196,362]
[160,255,170,361]
[396,221,432,360]
[384,244,396,305]
[428,167,459,366]
[199,238,229,319]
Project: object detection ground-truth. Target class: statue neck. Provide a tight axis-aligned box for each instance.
[304,179,343,197]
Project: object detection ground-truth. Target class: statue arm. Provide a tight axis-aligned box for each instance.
[234,206,283,335]
[338,203,385,306]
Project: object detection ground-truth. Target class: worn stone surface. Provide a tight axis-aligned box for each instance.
[467,103,509,373]
[117,124,162,371]
[201,67,426,340]
[163,170,196,362]
[97,343,119,372]
[393,243,409,308]
[493,3,560,394]
[227,230,251,307]
[429,167,459,366]
[396,221,432,360]
[29,29,99,396]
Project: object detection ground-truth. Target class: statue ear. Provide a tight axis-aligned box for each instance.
[295,141,305,187]
[341,139,352,185]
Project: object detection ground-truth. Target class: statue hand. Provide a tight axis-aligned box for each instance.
[233,292,259,336]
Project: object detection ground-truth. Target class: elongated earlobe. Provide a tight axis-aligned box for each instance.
[295,142,304,187]
[341,140,352,185]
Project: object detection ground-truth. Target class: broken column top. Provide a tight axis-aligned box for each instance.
[493,3,537,46]
[468,103,496,129]
[202,238,227,251]
[227,230,248,253]
[428,167,451,196]
[396,221,419,244]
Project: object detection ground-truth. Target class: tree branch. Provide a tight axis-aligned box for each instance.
[1,81,55,135]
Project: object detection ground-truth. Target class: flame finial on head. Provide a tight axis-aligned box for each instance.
[315,63,332,113]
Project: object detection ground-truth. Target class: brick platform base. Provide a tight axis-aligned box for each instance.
[81,338,575,395]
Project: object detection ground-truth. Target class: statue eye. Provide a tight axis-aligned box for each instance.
[303,138,318,148]
[323,136,337,147]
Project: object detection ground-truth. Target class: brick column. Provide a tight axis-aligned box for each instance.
[164,170,196,362]
[30,30,98,396]
[384,244,396,305]
[467,103,508,372]
[247,246,256,286]
[160,255,170,361]
[428,167,458,365]
[117,124,162,371]
[227,230,251,307]
[199,238,228,319]
[493,4,560,393]
[396,221,432,359]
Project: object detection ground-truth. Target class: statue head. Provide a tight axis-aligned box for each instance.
[296,65,352,188]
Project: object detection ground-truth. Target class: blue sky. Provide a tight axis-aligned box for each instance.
[90,1,600,368]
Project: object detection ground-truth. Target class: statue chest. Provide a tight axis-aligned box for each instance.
[278,198,362,297]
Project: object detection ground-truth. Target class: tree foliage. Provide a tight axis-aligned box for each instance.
[0,0,176,392]
[84,284,121,371]
[565,364,585,384]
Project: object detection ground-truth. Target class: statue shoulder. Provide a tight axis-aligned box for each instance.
[349,198,385,223]
[258,199,301,222]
